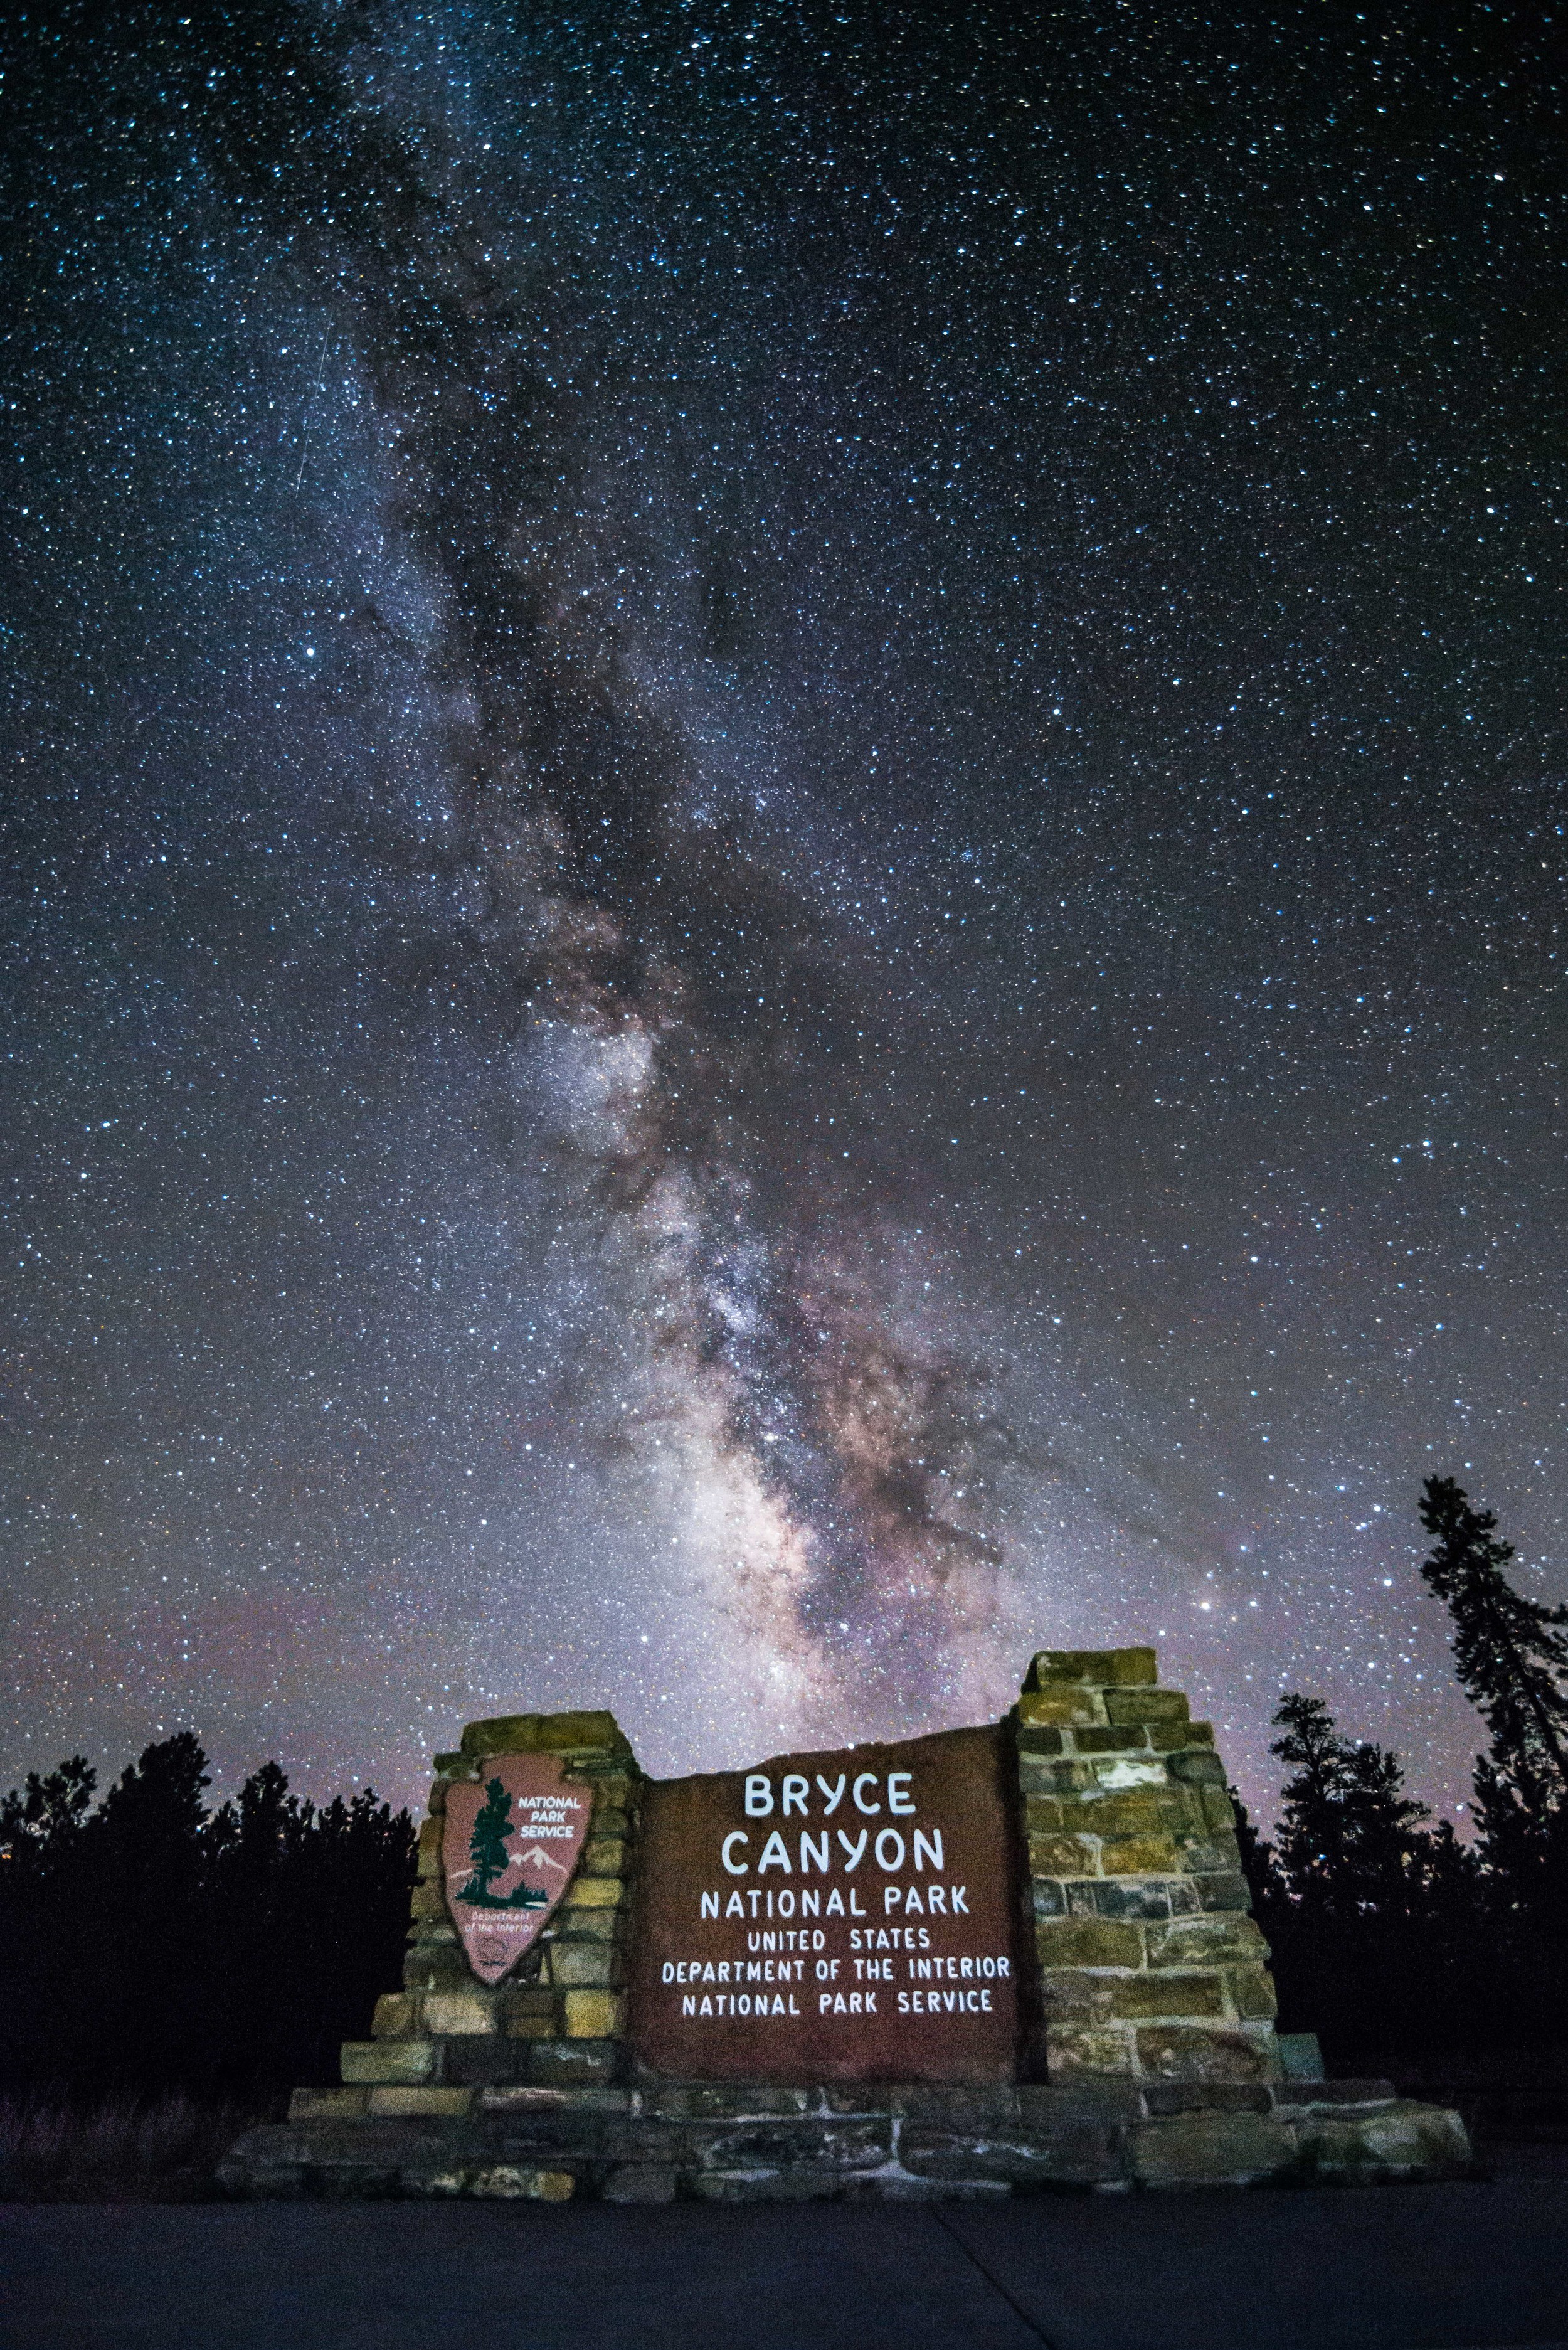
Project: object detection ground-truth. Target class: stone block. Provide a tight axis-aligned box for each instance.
[697,2118,893,2176]
[1030,1878,1068,1917]
[341,2039,435,2085]
[408,1882,446,1920]
[425,1779,448,1816]
[1099,1833,1180,1875]
[1025,1758,1096,1794]
[1148,1720,1205,1751]
[653,2084,813,2119]
[1057,1789,1174,1835]
[416,1817,443,1878]
[1064,1879,1099,1915]
[442,2036,532,2086]
[472,2166,576,2200]
[554,1904,616,1942]
[1143,2081,1271,2116]
[403,1939,473,1993]
[1034,1917,1143,1969]
[505,2013,559,2041]
[1227,1964,1279,2020]
[1047,2024,1137,2076]
[1093,1879,1173,1921]
[501,1982,558,2019]
[1296,2103,1473,2181]
[1017,1689,1106,1730]
[1145,1912,1266,1967]
[459,1709,628,1757]
[1024,1647,1158,1688]
[1196,1871,1251,1912]
[583,1836,627,1877]
[1071,1725,1151,1755]
[432,1752,472,1775]
[1166,1748,1227,1787]
[287,2087,370,2121]
[1135,2025,1271,2083]
[366,2087,474,2118]
[1177,1832,1242,1874]
[591,1773,634,1811]
[1104,1688,1189,1726]
[588,1807,631,1839]
[1029,1831,1101,1877]
[603,2163,678,2203]
[1201,1785,1242,1832]
[544,1941,618,1988]
[1129,2110,1296,2186]
[1039,1969,1112,2022]
[1108,1970,1226,2020]
[901,2121,1121,2188]
[529,2037,619,2085]
[561,1873,624,1910]
[1088,1757,1172,1793]
[423,1990,497,2036]
[562,1988,623,2039]
[372,1992,418,2039]
[1015,1723,1064,1755]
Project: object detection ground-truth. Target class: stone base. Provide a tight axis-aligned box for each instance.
[218,2076,1473,2201]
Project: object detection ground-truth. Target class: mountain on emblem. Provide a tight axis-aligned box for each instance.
[442,1752,592,1984]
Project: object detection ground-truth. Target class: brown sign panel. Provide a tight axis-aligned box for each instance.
[628,1723,1022,2084]
[443,1754,591,1986]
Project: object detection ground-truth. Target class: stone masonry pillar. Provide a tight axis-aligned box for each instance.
[1015,1647,1283,2089]
[338,1709,643,2111]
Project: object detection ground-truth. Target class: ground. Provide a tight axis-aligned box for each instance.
[2,2149,1565,2349]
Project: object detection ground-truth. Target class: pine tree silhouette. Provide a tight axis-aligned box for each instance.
[1418,1474,1568,1819]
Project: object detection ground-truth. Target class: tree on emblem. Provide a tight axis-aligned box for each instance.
[458,1777,513,1906]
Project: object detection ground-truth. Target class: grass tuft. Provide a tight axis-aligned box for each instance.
[0,2090,265,2201]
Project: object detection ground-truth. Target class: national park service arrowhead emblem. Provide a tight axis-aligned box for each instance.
[442,1753,591,1985]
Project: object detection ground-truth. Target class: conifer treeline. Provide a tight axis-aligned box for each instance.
[1236,1475,1568,2067]
[0,1735,415,2100]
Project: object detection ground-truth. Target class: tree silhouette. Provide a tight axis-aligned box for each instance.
[1419,1474,1568,1809]
[0,1733,415,2102]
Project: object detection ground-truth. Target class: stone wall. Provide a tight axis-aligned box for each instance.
[1016,1647,1282,2092]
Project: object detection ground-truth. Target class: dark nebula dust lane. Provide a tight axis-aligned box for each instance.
[3,1,1564,1817]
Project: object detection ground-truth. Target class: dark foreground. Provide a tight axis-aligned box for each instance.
[3,2152,1567,2350]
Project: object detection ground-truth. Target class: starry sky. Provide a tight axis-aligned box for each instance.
[4,1,1564,1823]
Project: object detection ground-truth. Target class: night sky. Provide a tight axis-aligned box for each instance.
[4,2,1564,1823]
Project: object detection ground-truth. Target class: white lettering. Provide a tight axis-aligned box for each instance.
[781,1774,809,1817]
[837,1828,868,1871]
[913,1828,945,1873]
[874,1828,906,1872]
[721,1832,750,1875]
[744,1775,773,1817]
[852,1772,881,1815]
[816,1773,847,1814]
[758,1829,792,1873]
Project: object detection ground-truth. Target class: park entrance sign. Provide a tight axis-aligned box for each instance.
[221,1647,1473,2201]
[630,1725,1020,2083]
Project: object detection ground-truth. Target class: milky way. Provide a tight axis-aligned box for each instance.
[4,2,1564,1821]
